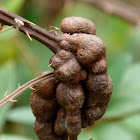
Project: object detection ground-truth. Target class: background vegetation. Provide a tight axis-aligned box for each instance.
[0,0,140,140]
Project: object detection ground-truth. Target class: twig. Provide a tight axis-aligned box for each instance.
[0,25,14,33]
[0,7,61,53]
[79,0,140,27]
[0,71,54,108]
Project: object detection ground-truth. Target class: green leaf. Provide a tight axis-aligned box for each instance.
[108,53,132,95]
[105,63,140,118]
[117,63,140,97]
[127,28,140,61]
[105,96,140,118]
[0,134,32,140]
[0,38,19,62]
[93,123,138,140]
[0,62,16,131]
[121,114,140,136]
[7,106,35,125]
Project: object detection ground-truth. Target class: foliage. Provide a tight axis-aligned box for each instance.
[0,1,140,140]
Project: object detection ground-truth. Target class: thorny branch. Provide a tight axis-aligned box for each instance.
[0,71,53,108]
[0,7,61,53]
[79,0,140,27]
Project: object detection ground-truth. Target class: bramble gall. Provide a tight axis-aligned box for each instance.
[30,16,113,139]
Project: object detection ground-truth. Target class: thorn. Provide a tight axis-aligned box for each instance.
[25,30,32,41]
[4,91,8,98]
[29,87,36,91]
[48,63,52,67]
[0,23,4,31]
[24,20,35,25]
[18,83,20,88]
[9,99,18,103]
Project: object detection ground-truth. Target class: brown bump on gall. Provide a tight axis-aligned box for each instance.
[34,120,62,140]
[33,77,58,99]
[50,50,73,69]
[66,109,81,136]
[58,50,72,60]
[85,106,106,126]
[49,55,63,69]
[86,73,109,93]
[54,108,66,135]
[77,34,106,65]
[55,70,87,85]
[30,93,44,117]
[86,76,113,108]
[88,56,108,74]
[59,34,80,52]
[30,93,58,121]
[56,83,85,109]
[54,58,82,83]
[61,17,96,35]
[98,76,113,106]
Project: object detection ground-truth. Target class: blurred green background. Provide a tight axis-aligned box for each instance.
[0,0,140,140]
